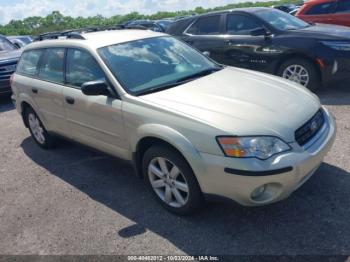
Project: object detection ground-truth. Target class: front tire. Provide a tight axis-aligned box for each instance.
[278,58,321,91]
[142,146,203,215]
[25,107,56,149]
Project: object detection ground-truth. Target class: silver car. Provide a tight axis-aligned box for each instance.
[11,30,336,215]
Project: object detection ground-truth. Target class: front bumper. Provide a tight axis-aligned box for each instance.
[196,107,336,206]
[318,49,350,84]
[0,79,11,95]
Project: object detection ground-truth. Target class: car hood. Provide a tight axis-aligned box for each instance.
[295,23,350,40]
[0,49,22,62]
[140,67,321,142]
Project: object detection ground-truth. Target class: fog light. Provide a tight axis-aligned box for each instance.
[251,185,267,200]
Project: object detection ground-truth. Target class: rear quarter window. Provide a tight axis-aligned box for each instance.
[16,50,43,76]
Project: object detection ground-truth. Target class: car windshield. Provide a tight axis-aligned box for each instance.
[19,37,32,44]
[255,9,310,30]
[0,37,16,52]
[157,20,173,29]
[98,36,221,95]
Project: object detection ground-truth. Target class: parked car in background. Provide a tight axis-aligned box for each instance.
[296,0,350,27]
[273,4,300,13]
[123,19,172,32]
[155,19,174,31]
[289,8,300,16]
[0,35,22,95]
[11,29,336,214]
[167,7,350,90]
[7,35,33,48]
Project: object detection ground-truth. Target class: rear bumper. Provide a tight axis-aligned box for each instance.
[195,107,336,206]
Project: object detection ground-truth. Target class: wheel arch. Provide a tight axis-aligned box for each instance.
[275,53,322,81]
[21,101,32,127]
[18,94,46,128]
[131,124,205,190]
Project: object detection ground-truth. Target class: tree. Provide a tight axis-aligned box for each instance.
[0,0,302,36]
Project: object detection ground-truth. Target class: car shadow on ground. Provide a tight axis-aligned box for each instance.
[317,82,350,106]
[20,137,350,255]
[0,96,14,113]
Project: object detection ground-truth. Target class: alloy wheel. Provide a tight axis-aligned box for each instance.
[282,64,310,87]
[148,157,189,208]
[28,113,45,144]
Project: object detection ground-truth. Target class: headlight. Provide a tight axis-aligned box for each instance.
[216,136,291,160]
[321,41,350,51]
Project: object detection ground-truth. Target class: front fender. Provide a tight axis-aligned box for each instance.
[131,124,207,188]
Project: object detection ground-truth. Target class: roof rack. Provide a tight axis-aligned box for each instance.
[36,27,101,41]
[35,25,148,41]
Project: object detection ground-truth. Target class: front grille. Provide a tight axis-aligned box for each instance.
[0,60,17,81]
[295,109,325,146]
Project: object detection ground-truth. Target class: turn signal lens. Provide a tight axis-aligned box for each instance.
[217,137,247,157]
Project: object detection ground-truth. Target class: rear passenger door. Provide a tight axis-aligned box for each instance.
[181,14,226,63]
[16,48,67,134]
[62,48,128,158]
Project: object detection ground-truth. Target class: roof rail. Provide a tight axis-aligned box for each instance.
[35,25,148,41]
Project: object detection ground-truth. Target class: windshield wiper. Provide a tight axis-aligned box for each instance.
[174,67,222,83]
[135,81,185,96]
[135,67,222,96]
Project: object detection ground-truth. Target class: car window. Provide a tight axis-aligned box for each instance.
[256,9,310,30]
[226,14,261,35]
[335,0,350,13]
[38,48,65,83]
[16,50,43,76]
[306,2,336,15]
[186,15,221,35]
[66,49,105,88]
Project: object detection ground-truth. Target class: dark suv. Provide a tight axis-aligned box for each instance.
[167,7,350,90]
[0,35,22,95]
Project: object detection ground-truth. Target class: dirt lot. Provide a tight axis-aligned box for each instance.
[0,83,349,255]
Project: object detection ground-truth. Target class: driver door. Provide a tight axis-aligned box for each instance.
[62,48,128,158]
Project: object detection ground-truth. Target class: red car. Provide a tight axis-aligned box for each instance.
[296,0,350,27]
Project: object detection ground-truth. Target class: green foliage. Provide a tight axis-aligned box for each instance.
[0,0,301,36]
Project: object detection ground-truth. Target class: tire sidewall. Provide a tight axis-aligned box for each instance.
[142,146,203,215]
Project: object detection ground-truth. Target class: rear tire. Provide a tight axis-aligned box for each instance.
[142,145,203,215]
[25,107,57,149]
[278,58,321,91]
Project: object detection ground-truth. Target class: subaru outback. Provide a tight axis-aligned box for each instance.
[11,29,336,215]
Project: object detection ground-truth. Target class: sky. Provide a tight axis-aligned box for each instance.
[0,0,266,25]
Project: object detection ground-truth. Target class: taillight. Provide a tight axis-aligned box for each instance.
[10,74,14,87]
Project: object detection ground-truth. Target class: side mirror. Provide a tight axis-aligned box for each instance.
[81,79,110,96]
[250,27,269,36]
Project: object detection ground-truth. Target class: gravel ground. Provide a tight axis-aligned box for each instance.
[0,83,349,256]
